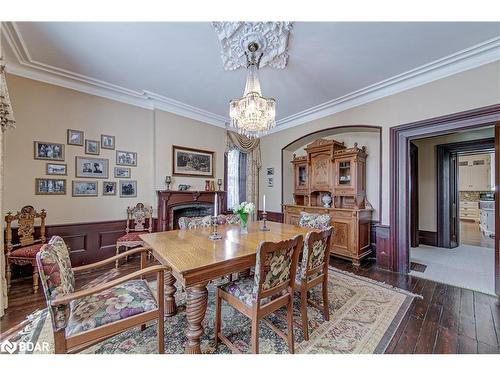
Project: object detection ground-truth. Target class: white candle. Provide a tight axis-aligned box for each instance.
[214,193,218,216]
[263,194,266,213]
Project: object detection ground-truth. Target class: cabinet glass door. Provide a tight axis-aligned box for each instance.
[338,161,351,185]
[298,166,307,186]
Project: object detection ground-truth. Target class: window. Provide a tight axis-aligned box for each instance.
[227,149,247,210]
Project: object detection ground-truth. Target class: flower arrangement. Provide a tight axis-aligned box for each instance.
[233,201,255,233]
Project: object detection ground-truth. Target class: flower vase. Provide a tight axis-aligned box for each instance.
[239,213,249,234]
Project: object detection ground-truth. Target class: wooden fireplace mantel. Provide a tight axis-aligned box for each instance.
[156,190,227,232]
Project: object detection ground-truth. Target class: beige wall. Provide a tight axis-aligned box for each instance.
[260,61,500,224]
[413,127,494,231]
[4,74,227,225]
[282,128,381,221]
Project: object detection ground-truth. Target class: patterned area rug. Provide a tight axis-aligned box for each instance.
[11,267,419,354]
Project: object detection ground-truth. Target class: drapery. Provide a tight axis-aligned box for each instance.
[1,59,16,317]
[226,131,262,219]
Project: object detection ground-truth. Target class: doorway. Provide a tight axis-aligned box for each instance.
[389,104,500,296]
[409,132,496,294]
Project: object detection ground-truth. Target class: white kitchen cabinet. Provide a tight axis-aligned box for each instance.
[458,155,491,191]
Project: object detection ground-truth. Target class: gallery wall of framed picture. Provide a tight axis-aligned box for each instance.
[32,130,139,198]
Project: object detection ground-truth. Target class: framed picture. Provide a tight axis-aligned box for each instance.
[35,178,66,195]
[72,180,98,197]
[172,145,214,178]
[75,156,109,178]
[267,177,274,187]
[114,167,131,178]
[85,140,100,155]
[34,141,65,161]
[67,129,84,146]
[119,180,137,198]
[116,150,137,167]
[46,163,67,176]
[101,134,115,150]
[267,167,274,176]
[103,181,117,196]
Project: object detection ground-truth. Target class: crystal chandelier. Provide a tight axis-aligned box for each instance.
[229,42,276,138]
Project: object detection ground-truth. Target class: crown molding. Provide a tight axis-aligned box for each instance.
[2,22,228,128]
[2,22,499,135]
[270,36,500,134]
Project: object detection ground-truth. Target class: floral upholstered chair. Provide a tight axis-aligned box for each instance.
[115,203,153,268]
[215,235,303,354]
[298,212,331,229]
[178,214,240,230]
[295,227,334,341]
[5,206,47,293]
[36,235,168,354]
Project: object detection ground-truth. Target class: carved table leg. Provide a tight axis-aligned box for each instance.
[185,282,208,354]
[164,270,177,317]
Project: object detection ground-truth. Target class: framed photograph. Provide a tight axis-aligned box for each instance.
[101,134,115,150]
[114,167,131,178]
[46,163,67,176]
[267,177,274,187]
[103,181,117,196]
[34,141,65,161]
[85,140,100,155]
[172,145,214,178]
[35,178,66,195]
[116,150,137,167]
[119,180,137,198]
[72,180,98,197]
[67,129,84,146]
[267,167,274,176]
[75,156,109,178]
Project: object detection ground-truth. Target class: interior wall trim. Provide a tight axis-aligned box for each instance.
[418,230,438,247]
[3,22,499,133]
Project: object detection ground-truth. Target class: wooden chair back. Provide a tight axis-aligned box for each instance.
[301,227,334,280]
[5,205,47,255]
[253,235,303,303]
[126,203,153,233]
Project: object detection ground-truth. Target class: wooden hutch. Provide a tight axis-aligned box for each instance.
[283,138,372,266]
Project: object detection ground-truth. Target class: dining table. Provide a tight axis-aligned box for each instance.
[140,220,314,354]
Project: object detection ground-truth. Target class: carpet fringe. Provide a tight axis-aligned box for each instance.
[329,266,423,299]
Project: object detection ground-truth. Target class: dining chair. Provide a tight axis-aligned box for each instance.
[215,235,303,354]
[36,235,167,354]
[178,214,240,230]
[298,212,331,229]
[295,227,334,341]
[5,205,47,293]
[115,203,153,268]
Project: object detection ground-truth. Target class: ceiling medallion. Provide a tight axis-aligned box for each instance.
[212,22,293,70]
[229,42,276,138]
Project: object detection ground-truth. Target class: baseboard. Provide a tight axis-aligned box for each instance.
[418,230,437,247]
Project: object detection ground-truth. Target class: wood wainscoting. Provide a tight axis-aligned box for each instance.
[418,230,437,247]
[257,210,283,223]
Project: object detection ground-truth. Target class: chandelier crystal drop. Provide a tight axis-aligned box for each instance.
[229,42,276,138]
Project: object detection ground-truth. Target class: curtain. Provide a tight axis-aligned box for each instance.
[1,59,16,317]
[226,131,262,219]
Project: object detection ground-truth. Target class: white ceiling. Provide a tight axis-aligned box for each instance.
[3,22,500,131]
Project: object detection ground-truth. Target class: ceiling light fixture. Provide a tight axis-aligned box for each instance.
[229,42,276,138]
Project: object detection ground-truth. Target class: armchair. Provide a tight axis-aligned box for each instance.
[36,236,167,354]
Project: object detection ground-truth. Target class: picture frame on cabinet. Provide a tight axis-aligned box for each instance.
[67,129,84,146]
[85,140,100,155]
[46,163,67,176]
[101,134,115,150]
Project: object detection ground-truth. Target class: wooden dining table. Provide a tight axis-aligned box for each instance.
[140,220,314,354]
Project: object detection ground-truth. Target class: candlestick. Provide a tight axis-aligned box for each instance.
[165,176,172,190]
[214,193,218,216]
[208,215,222,240]
[217,178,223,191]
[263,194,266,213]
[260,211,270,231]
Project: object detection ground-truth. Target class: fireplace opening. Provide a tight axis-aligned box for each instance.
[171,203,214,230]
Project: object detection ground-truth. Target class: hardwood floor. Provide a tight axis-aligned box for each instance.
[1,256,499,354]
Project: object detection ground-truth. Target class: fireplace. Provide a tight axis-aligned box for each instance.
[156,190,226,231]
[171,203,213,230]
